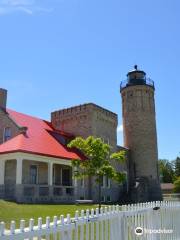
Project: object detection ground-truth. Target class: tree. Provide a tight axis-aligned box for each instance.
[68,136,126,209]
[174,157,180,177]
[173,176,180,193]
[158,159,174,183]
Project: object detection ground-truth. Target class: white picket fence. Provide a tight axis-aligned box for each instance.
[0,201,180,240]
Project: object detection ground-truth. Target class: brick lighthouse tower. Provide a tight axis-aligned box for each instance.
[120,65,162,202]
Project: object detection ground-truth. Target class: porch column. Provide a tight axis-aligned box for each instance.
[48,162,53,186]
[73,167,78,187]
[16,158,23,184]
[73,167,78,200]
[0,160,5,184]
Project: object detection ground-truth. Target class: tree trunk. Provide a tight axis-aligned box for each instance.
[98,175,102,212]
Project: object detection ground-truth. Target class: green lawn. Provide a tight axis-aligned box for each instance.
[0,200,98,229]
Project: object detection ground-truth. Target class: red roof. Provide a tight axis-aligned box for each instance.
[0,109,84,160]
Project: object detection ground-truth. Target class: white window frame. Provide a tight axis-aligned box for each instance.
[53,166,56,185]
[3,127,11,142]
[80,176,85,188]
[102,176,111,188]
[101,176,106,188]
[60,168,62,185]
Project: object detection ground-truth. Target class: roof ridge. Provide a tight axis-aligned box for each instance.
[7,108,47,122]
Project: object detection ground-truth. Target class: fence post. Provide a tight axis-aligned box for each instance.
[80,210,84,240]
[152,207,160,240]
[96,208,99,240]
[46,216,50,240]
[74,210,79,240]
[60,215,65,240]
[86,209,90,240]
[100,207,104,240]
[53,216,58,240]
[65,214,72,240]
[104,207,108,240]
[91,208,95,240]
[109,206,113,240]
[117,211,124,240]
[0,222,5,237]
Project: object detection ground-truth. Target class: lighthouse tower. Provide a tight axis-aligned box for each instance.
[120,66,162,202]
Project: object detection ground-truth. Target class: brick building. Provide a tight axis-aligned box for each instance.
[0,91,126,203]
[0,66,162,203]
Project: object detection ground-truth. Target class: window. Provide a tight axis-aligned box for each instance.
[101,176,110,188]
[106,176,111,188]
[101,196,105,202]
[62,168,71,186]
[100,176,104,187]
[4,127,11,142]
[128,91,133,97]
[80,177,85,188]
[30,165,38,184]
[107,196,111,202]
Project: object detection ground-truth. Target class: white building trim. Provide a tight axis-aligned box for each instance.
[0,160,5,184]
[48,162,53,186]
[16,158,23,184]
[0,152,72,166]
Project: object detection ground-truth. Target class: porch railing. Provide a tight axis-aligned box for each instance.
[23,185,74,196]
[21,185,74,203]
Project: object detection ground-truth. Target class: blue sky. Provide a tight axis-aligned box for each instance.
[0,0,179,160]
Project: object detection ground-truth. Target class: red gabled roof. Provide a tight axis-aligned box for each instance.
[0,109,84,160]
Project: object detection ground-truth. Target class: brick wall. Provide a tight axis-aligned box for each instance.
[51,103,127,202]
[121,85,158,180]
[0,109,20,144]
[51,103,118,151]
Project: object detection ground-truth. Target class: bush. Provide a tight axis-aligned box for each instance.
[173,177,180,193]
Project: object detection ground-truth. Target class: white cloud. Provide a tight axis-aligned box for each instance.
[1,0,35,6]
[117,124,123,133]
[0,0,53,15]
[17,6,33,14]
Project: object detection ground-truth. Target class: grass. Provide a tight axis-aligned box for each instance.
[0,200,99,229]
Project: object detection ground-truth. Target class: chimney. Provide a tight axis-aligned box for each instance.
[0,88,7,110]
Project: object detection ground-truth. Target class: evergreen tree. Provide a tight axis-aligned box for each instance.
[158,159,174,183]
[174,157,180,177]
[173,176,180,193]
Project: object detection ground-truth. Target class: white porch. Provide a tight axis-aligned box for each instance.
[0,152,77,203]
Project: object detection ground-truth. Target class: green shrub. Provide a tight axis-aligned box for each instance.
[173,176,180,193]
